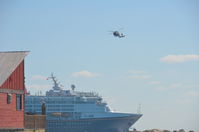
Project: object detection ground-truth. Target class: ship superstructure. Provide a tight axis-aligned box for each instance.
[25,74,142,132]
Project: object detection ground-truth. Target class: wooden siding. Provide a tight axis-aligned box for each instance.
[0,61,24,90]
[0,60,25,129]
[0,93,24,128]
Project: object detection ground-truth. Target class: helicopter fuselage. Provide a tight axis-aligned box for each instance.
[113,31,125,38]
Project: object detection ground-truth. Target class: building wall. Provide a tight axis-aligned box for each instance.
[0,61,25,129]
[24,115,46,129]
[0,61,24,90]
[0,93,24,128]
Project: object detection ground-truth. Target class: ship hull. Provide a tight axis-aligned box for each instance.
[47,115,141,132]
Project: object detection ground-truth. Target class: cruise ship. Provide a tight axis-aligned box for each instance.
[25,74,142,132]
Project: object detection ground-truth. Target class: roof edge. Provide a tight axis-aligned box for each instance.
[0,51,29,87]
[0,51,30,53]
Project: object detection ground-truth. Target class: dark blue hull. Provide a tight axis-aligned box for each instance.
[47,115,142,132]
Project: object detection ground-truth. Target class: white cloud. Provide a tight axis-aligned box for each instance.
[160,54,199,63]
[186,91,199,97]
[31,75,47,80]
[128,75,151,80]
[127,70,150,80]
[185,84,199,89]
[72,70,100,78]
[149,81,161,85]
[26,84,51,90]
[175,98,192,104]
[175,91,199,104]
[26,84,52,95]
[155,83,182,91]
[170,83,182,88]
[128,70,147,74]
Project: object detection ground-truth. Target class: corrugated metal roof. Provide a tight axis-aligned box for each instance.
[0,51,29,87]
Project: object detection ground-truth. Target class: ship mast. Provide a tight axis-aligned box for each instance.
[47,73,62,90]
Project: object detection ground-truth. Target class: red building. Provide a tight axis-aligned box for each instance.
[0,51,29,131]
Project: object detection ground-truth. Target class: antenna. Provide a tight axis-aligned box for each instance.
[47,73,62,90]
[137,103,141,114]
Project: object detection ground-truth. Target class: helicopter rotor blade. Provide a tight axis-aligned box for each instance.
[118,28,124,31]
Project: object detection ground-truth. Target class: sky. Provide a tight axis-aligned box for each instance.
[0,0,199,131]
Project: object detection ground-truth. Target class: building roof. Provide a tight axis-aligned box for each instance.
[0,51,29,87]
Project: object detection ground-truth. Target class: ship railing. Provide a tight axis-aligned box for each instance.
[76,91,99,97]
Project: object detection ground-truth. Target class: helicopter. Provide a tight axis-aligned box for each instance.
[109,28,125,38]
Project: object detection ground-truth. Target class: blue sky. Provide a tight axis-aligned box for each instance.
[1,0,199,131]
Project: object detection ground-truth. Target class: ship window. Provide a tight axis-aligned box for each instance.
[16,94,22,110]
[7,93,12,104]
